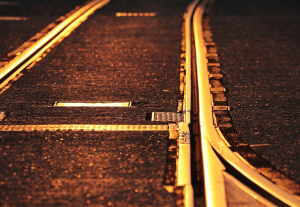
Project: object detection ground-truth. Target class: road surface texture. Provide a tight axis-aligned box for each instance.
[210,0,300,183]
[0,0,189,206]
[0,0,86,59]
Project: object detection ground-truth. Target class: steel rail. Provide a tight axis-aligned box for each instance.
[0,0,110,88]
[193,1,300,206]
[183,0,200,124]
[175,1,202,207]
[193,3,226,207]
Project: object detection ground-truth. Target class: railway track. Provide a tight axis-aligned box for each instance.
[186,0,300,206]
[0,0,189,206]
[0,0,110,91]
[1,0,300,206]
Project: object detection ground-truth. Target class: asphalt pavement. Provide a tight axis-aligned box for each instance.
[210,0,300,183]
[0,0,86,59]
[2,0,299,205]
[0,0,189,206]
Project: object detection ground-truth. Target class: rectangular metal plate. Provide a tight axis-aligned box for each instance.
[115,12,156,17]
[213,106,230,111]
[0,16,28,20]
[151,112,185,122]
[53,102,132,107]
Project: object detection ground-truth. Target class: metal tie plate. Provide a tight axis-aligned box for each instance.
[151,112,185,122]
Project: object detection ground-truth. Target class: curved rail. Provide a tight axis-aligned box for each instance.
[0,0,110,89]
[193,1,300,206]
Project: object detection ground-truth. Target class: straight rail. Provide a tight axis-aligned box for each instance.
[0,0,110,89]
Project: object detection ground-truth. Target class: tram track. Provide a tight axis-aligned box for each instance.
[0,0,109,91]
[0,0,190,206]
[1,0,300,206]
[187,0,300,206]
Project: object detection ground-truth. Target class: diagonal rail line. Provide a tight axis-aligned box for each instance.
[0,0,110,90]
